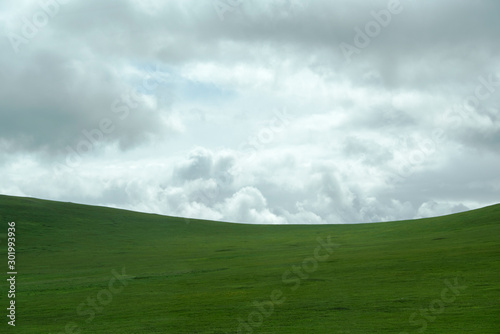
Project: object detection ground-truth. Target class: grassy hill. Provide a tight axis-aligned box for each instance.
[0,194,499,333]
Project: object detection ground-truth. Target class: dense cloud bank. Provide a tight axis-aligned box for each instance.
[1,0,498,223]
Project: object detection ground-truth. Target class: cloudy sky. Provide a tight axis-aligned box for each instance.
[1,0,499,224]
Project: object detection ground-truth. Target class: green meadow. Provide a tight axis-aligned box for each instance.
[0,194,499,333]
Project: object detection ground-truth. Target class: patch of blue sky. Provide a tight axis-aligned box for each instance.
[128,61,177,95]
[178,79,236,102]
[126,61,236,103]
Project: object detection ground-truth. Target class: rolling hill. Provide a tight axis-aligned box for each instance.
[0,194,499,333]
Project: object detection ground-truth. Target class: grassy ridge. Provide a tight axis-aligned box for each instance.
[0,194,499,333]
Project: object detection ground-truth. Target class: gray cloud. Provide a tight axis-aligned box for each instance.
[0,0,498,223]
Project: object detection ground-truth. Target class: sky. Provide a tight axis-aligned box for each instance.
[1,0,499,224]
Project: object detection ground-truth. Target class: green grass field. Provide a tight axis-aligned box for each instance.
[0,194,499,333]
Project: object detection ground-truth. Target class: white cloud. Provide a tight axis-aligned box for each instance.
[0,0,498,224]
[222,186,286,224]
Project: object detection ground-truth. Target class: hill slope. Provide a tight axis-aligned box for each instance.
[0,195,499,333]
